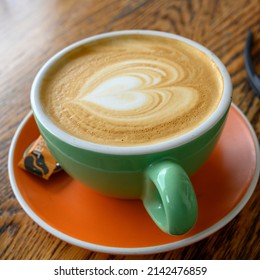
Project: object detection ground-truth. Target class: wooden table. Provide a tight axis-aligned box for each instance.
[1,0,259,260]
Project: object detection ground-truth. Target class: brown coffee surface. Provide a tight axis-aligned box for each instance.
[40,34,223,146]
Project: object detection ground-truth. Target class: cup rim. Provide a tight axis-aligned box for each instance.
[31,30,232,155]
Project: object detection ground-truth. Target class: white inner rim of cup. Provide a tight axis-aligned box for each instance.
[31,30,232,155]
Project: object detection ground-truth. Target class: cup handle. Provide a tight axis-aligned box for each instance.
[143,160,198,235]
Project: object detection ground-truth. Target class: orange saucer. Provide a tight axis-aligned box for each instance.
[8,104,259,254]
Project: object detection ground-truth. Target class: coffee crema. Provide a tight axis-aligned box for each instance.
[40,35,223,146]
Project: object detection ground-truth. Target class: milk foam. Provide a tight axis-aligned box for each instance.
[40,35,223,146]
[81,76,146,111]
[79,60,196,115]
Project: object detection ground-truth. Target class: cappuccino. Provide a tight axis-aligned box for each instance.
[40,34,223,146]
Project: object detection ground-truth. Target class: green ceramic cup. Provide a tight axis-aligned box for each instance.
[30,30,232,236]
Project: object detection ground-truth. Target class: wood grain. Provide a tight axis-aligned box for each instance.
[0,0,259,260]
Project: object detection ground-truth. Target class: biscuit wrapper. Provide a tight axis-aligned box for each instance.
[18,135,62,179]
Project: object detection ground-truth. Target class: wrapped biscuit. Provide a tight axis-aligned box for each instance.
[18,135,62,179]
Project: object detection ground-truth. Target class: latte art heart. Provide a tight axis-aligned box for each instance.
[40,35,223,146]
[77,60,197,122]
